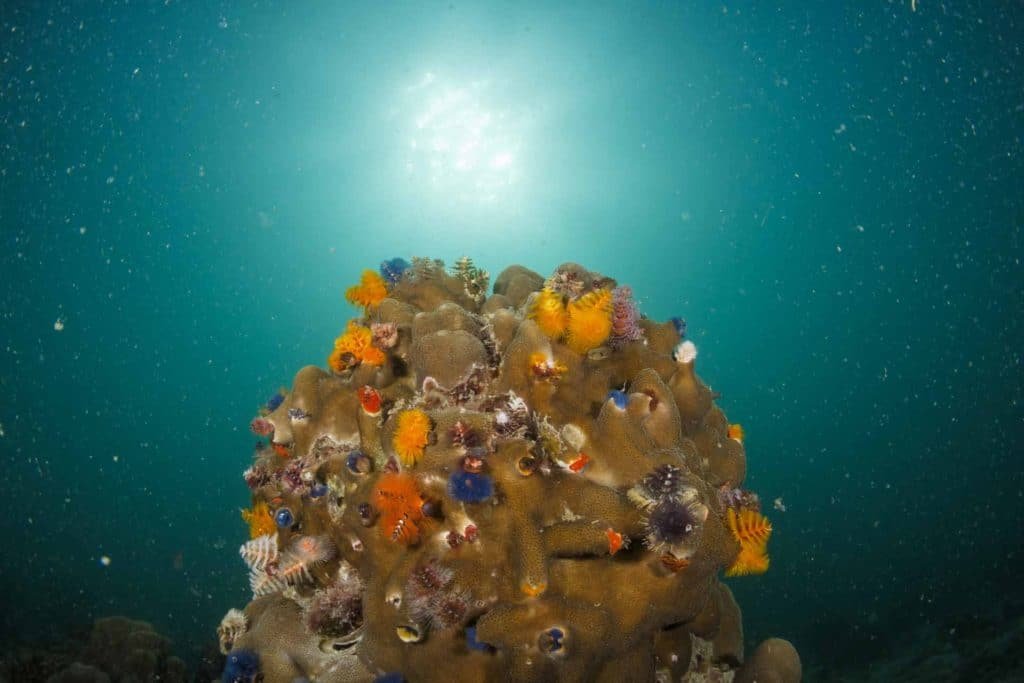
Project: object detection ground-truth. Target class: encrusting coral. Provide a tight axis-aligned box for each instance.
[220,258,801,682]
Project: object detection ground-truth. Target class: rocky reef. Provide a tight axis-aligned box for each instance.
[222,258,800,682]
[0,616,188,683]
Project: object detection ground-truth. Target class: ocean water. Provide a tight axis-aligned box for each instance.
[1,1,1021,679]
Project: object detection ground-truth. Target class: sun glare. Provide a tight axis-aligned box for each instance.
[402,72,521,204]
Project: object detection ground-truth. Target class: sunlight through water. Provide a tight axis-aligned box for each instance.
[401,72,522,205]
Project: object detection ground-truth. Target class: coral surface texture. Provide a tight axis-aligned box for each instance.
[221,259,801,683]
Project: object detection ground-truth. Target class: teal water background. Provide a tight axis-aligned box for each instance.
[1,1,1021,676]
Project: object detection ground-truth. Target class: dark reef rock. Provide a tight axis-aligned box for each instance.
[0,617,187,683]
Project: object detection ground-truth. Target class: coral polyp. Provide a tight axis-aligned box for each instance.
[239,534,278,571]
[240,502,275,539]
[448,419,484,450]
[673,339,698,364]
[287,534,336,568]
[429,587,472,630]
[221,649,259,683]
[345,269,389,309]
[274,507,294,529]
[264,391,286,413]
[392,409,432,467]
[328,321,386,373]
[447,471,494,503]
[544,265,586,299]
[528,352,567,381]
[357,385,382,416]
[379,257,411,285]
[406,559,472,631]
[564,288,613,354]
[217,608,248,655]
[219,258,798,683]
[528,288,569,338]
[640,464,689,500]
[609,285,644,349]
[373,472,426,545]
[371,321,400,350]
[407,559,455,598]
[728,423,745,443]
[538,626,567,655]
[249,417,274,437]
[607,389,628,410]
[644,498,706,555]
[306,581,364,637]
[605,527,626,555]
[346,450,373,475]
[725,507,773,577]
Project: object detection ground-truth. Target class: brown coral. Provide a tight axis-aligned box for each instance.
[219,259,799,683]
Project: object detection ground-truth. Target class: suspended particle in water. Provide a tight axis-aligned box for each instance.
[54,317,65,332]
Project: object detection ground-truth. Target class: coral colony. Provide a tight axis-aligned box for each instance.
[222,258,801,682]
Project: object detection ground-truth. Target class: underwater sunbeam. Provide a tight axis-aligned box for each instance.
[401,73,521,204]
